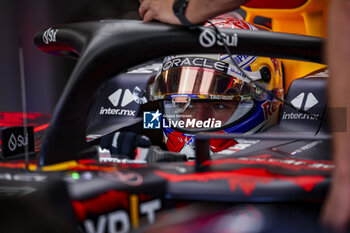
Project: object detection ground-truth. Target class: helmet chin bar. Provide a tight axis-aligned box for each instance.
[34,20,324,166]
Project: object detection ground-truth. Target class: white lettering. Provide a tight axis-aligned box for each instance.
[20,134,28,148]
[186,119,196,128]
[84,211,130,233]
[199,29,216,48]
[42,28,58,44]
[172,58,182,67]
[165,118,221,129]
[108,211,130,233]
[196,120,203,128]
[162,57,229,72]
[140,199,161,224]
[200,29,238,48]
[84,199,162,233]
[178,120,184,128]
[8,134,17,151]
[209,95,235,100]
[282,112,319,120]
[202,58,212,68]
[7,133,29,152]
[214,121,222,128]
[180,58,191,66]
[162,60,172,70]
[193,58,203,66]
[84,216,107,233]
[99,107,135,116]
[214,61,226,72]
[203,119,210,128]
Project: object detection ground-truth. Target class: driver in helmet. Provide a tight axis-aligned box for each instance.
[150,16,284,159]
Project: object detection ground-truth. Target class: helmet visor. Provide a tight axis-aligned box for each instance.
[152,66,254,100]
[152,57,259,132]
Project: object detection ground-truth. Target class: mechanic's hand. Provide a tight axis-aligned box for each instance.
[321,169,350,233]
[100,131,151,159]
[139,0,248,26]
[139,0,181,25]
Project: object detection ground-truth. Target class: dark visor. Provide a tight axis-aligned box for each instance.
[152,66,254,100]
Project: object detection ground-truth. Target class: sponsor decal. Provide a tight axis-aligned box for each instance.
[271,57,280,75]
[209,95,237,100]
[82,196,161,233]
[108,88,135,107]
[161,56,260,84]
[8,133,27,152]
[108,89,123,107]
[290,140,324,156]
[162,57,228,73]
[283,92,320,120]
[205,16,256,30]
[199,28,238,48]
[99,107,136,116]
[0,173,47,182]
[1,126,34,159]
[232,55,256,68]
[219,139,260,155]
[42,27,58,44]
[100,87,147,117]
[282,112,319,120]
[291,92,318,111]
[218,54,257,71]
[262,100,279,120]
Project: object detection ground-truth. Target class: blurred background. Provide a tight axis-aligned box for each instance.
[0,0,140,113]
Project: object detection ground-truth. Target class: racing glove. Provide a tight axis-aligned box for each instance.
[100,131,151,159]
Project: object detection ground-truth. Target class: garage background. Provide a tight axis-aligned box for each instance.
[0,0,140,113]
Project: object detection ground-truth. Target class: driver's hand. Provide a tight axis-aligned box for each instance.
[100,131,151,159]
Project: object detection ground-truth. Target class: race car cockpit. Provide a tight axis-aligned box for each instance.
[75,17,330,164]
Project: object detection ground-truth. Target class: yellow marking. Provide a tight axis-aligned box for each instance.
[130,194,139,229]
[41,160,78,171]
[28,164,38,171]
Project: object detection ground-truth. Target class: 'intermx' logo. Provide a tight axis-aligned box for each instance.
[143,110,162,129]
[291,92,318,111]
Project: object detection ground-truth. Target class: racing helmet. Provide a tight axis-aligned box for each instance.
[150,16,284,158]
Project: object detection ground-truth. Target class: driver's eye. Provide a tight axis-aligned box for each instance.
[182,103,194,113]
[187,103,194,110]
[212,104,225,110]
